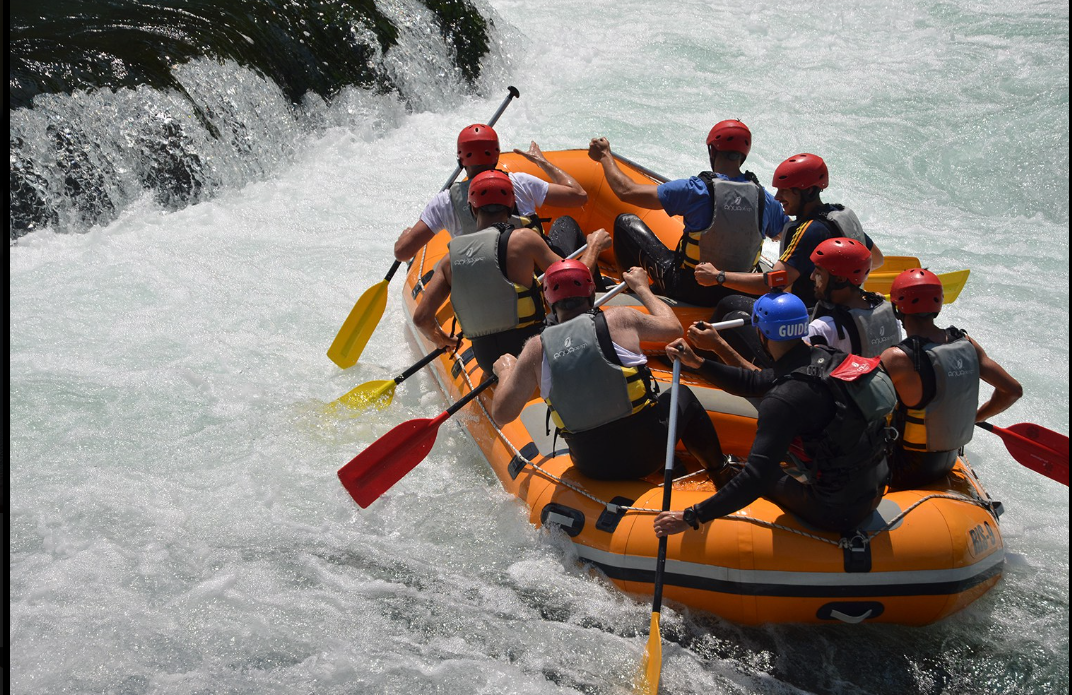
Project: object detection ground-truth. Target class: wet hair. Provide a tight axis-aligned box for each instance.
[471,203,511,216]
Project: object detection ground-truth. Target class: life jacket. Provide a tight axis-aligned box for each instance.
[541,310,657,433]
[449,177,544,236]
[448,225,545,338]
[679,171,765,272]
[894,328,980,455]
[776,345,896,499]
[778,204,866,256]
[809,292,901,357]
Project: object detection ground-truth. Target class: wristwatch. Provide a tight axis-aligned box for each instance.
[715,270,726,286]
[682,506,701,530]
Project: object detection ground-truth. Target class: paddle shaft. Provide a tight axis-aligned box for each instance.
[395,346,448,385]
[651,360,681,618]
[439,86,521,191]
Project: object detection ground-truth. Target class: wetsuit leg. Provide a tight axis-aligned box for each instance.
[766,473,883,532]
[612,214,679,295]
[656,386,723,471]
[888,448,957,489]
[546,215,585,256]
[470,324,543,375]
[709,294,773,368]
[563,406,666,479]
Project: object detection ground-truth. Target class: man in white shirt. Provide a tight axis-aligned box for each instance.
[394,124,588,261]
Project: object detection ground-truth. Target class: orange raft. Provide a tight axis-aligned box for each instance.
[398,150,1004,625]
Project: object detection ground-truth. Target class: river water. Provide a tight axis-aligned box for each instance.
[9,1,1069,693]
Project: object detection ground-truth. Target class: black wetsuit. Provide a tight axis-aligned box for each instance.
[563,385,723,480]
[691,342,888,532]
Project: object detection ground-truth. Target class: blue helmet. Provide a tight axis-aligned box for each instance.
[752,291,809,341]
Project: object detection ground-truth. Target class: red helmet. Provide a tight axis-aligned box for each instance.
[467,170,514,209]
[543,259,595,306]
[890,269,944,314]
[457,124,500,166]
[706,119,752,156]
[810,237,872,286]
[772,153,829,190]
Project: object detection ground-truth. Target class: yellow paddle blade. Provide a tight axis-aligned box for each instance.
[327,279,389,369]
[875,255,922,273]
[634,611,662,695]
[866,269,970,304]
[336,380,396,410]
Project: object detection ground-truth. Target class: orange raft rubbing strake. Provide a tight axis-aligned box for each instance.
[399,149,1004,626]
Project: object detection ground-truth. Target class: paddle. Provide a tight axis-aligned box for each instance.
[338,279,630,508]
[866,269,970,304]
[976,422,1069,486]
[339,376,499,508]
[326,86,522,369]
[876,256,923,273]
[335,346,449,410]
[334,243,591,410]
[636,356,682,695]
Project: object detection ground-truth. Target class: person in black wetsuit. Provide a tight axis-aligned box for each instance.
[653,289,894,536]
[491,261,729,481]
[413,170,610,374]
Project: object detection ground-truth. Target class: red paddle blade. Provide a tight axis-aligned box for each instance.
[1003,423,1069,486]
[337,415,444,508]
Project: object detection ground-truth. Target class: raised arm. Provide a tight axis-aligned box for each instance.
[514,141,588,207]
[587,138,662,209]
[622,266,682,342]
[688,321,760,371]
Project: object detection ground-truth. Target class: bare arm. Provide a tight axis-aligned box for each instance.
[695,259,798,296]
[622,266,682,342]
[688,321,760,370]
[880,345,924,408]
[514,142,588,207]
[491,338,543,426]
[587,138,662,209]
[395,219,436,261]
[971,336,1023,422]
[578,228,612,277]
[411,259,457,349]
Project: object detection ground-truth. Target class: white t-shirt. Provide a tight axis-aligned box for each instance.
[419,172,550,236]
[805,316,850,353]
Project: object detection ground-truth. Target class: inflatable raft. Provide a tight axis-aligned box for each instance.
[398,150,1005,625]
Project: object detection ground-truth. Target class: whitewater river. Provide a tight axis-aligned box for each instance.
[9,0,1068,693]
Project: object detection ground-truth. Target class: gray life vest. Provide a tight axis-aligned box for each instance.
[541,311,655,433]
[810,293,902,357]
[897,332,980,453]
[448,180,480,236]
[817,204,866,243]
[449,177,533,236]
[778,204,866,256]
[682,173,763,272]
[449,227,537,338]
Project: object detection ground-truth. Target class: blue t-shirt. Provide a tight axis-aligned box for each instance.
[656,174,790,238]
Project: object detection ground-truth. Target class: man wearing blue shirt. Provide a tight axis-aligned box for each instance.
[587,120,789,306]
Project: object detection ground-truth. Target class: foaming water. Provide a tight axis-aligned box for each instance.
[9,0,1068,693]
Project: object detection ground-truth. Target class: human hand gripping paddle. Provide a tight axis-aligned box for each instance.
[635,355,682,695]
[333,243,591,410]
[976,421,1069,486]
[337,277,627,509]
[326,86,521,370]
